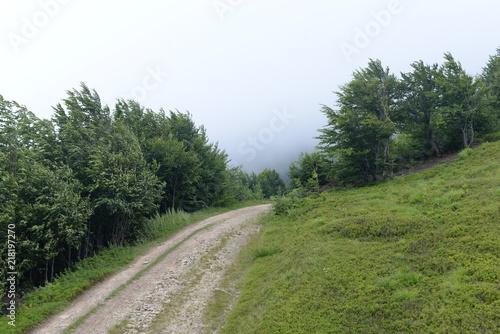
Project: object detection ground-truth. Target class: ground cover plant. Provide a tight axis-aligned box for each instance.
[223,143,500,333]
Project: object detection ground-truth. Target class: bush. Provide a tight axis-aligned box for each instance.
[483,132,500,142]
[458,147,474,160]
[140,209,191,241]
[272,188,306,216]
[251,246,281,260]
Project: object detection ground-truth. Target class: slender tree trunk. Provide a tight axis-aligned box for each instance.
[84,221,91,258]
[470,123,475,146]
[382,138,391,178]
[172,178,177,210]
[462,125,470,147]
[430,137,442,156]
[45,260,48,283]
[68,245,72,267]
[51,257,55,282]
[427,121,443,156]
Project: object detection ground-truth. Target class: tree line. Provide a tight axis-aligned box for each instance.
[0,83,284,294]
[288,49,500,190]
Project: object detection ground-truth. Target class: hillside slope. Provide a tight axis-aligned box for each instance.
[223,143,500,333]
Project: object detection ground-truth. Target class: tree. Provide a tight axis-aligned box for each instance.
[0,96,92,285]
[86,122,163,246]
[52,82,112,186]
[288,152,331,191]
[147,134,200,210]
[399,61,443,157]
[257,169,285,199]
[482,48,500,107]
[16,157,91,283]
[481,48,500,134]
[167,111,229,209]
[318,59,398,183]
[221,166,263,203]
[435,53,486,148]
[115,103,230,211]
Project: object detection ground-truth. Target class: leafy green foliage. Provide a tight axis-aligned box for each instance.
[256,169,285,199]
[318,59,398,184]
[398,61,443,158]
[223,142,500,333]
[0,84,258,314]
[481,48,500,134]
[220,167,264,204]
[318,51,500,186]
[435,53,487,149]
[288,152,331,192]
[272,187,306,216]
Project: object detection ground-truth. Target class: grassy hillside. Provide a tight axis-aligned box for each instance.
[222,143,500,333]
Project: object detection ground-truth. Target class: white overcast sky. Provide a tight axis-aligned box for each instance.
[1,0,499,173]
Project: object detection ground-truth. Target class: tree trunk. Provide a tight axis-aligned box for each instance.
[427,122,443,156]
[68,245,72,267]
[51,257,55,282]
[45,259,48,283]
[462,125,470,147]
[171,178,177,210]
[84,221,91,259]
[382,138,391,178]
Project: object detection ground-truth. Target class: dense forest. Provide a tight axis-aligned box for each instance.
[0,85,285,295]
[286,50,500,192]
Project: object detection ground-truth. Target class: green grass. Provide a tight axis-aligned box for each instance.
[202,219,270,333]
[0,200,267,334]
[222,143,500,333]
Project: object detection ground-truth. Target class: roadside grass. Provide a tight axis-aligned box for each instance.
[223,143,500,333]
[202,219,269,332]
[0,200,267,334]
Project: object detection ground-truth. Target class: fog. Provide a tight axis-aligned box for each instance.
[1,0,499,173]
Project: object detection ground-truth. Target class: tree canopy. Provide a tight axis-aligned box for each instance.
[317,51,500,185]
[0,83,260,294]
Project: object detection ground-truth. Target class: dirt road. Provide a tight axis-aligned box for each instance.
[30,204,272,334]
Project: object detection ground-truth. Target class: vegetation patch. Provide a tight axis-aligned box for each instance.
[250,246,282,260]
[322,216,434,241]
[222,142,500,333]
